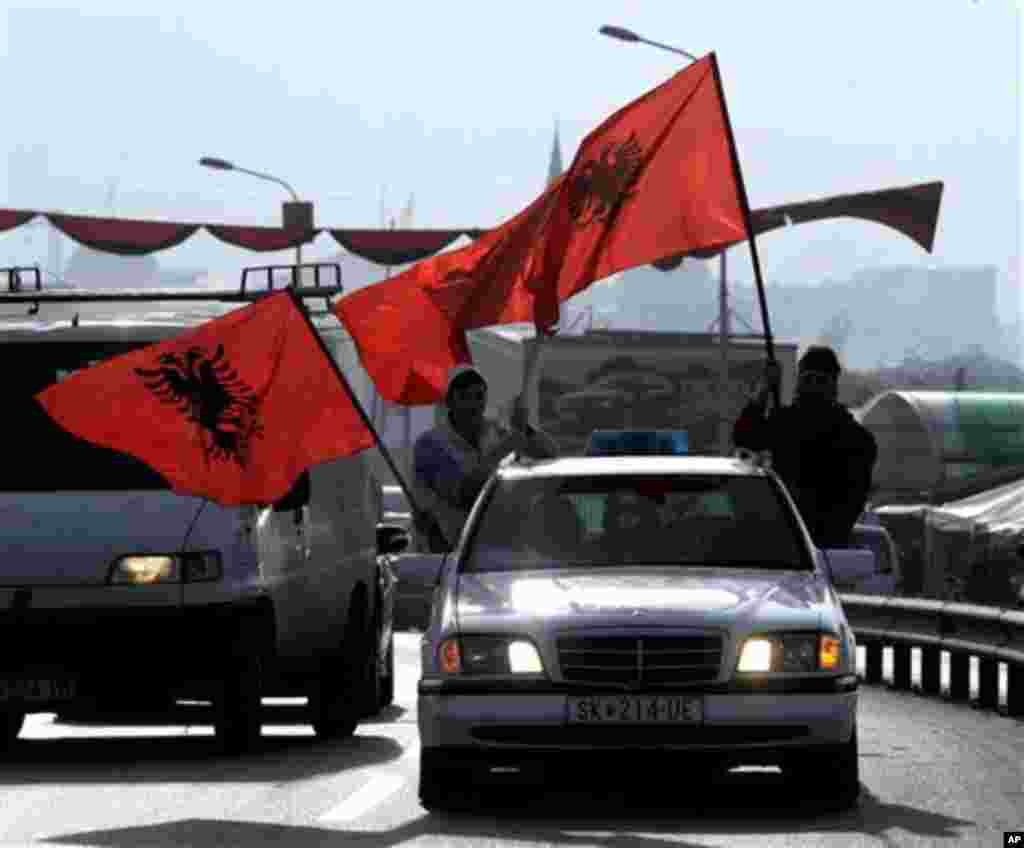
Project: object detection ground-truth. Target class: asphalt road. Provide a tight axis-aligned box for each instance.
[0,634,1020,847]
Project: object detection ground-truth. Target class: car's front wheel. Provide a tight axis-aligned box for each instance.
[0,709,25,750]
[788,725,860,809]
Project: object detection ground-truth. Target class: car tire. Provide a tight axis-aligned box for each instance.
[0,709,25,749]
[215,655,263,755]
[379,632,395,709]
[311,597,373,739]
[360,603,383,719]
[789,724,860,809]
[418,749,476,812]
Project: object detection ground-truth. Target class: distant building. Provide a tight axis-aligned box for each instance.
[548,120,567,329]
[568,259,718,333]
[721,265,1003,371]
[64,246,161,289]
[547,120,564,187]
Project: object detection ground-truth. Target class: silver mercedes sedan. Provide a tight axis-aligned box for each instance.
[415,454,872,812]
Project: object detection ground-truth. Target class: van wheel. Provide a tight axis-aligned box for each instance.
[311,598,371,739]
[379,632,395,709]
[788,724,860,809]
[215,655,263,755]
[361,604,383,718]
[0,709,25,749]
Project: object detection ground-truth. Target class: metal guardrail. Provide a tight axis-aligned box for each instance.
[839,593,1024,718]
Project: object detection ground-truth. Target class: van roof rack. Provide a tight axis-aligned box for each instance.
[0,263,344,313]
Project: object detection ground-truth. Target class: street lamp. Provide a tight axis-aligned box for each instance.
[600,25,734,455]
[599,24,700,62]
[199,157,312,269]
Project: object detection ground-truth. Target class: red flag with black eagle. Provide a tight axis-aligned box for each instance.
[35,291,376,506]
[334,52,749,405]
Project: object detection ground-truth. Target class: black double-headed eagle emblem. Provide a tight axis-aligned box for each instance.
[567,132,644,227]
[135,345,263,467]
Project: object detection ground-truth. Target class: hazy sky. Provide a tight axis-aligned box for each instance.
[1,2,1020,311]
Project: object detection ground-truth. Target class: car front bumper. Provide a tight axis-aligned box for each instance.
[418,677,857,769]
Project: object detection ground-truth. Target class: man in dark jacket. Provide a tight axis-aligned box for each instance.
[732,345,877,549]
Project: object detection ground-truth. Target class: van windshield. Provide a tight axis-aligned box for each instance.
[5,342,171,492]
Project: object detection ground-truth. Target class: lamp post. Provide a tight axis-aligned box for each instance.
[598,25,699,61]
[199,157,311,269]
[600,25,733,455]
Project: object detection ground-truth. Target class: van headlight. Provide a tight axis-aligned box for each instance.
[736,633,842,673]
[108,551,223,585]
[438,636,545,675]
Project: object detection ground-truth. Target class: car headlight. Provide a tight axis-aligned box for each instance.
[108,551,223,585]
[736,633,842,673]
[438,636,545,675]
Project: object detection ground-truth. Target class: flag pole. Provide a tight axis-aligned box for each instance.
[709,53,781,413]
[285,288,442,544]
[519,326,549,427]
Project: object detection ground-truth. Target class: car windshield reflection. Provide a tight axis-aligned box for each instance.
[463,474,811,574]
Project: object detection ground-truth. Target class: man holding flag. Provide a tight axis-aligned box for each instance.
[413,365,559,553]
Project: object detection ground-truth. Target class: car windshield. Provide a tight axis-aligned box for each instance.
[462,473,810,573]
[4,341,171,492]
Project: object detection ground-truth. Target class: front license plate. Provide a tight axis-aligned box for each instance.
[0,678,77,703]
[567,694,703,724]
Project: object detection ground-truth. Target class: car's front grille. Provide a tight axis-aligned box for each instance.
[557,633,722,685]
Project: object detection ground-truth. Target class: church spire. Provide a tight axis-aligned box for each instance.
[547,119,564,187]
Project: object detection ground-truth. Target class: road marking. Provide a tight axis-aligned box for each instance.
[318,742,419,824]
[318,774,407,823]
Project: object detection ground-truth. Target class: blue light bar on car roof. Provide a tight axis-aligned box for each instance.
[584,430,689,457]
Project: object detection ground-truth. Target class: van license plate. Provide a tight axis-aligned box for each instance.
[568,694,702,724]
[0,678,76,703]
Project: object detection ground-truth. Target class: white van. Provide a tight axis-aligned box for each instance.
[0,282,390,753]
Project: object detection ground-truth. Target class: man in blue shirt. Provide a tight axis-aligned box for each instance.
[413,365,558,552]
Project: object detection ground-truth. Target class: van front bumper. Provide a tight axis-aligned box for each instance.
[0,598,269,706]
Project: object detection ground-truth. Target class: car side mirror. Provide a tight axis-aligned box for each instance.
[377,523,412,556]
[823,547,877,587]
[273,470,311,513]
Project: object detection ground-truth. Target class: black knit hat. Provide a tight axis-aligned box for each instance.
[445,364,487,404]
[798,345,842,376]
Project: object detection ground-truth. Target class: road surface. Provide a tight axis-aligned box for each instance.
[0,634,1020,847]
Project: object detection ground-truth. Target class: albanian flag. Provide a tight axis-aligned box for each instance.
[35,290,376,506]
[335,52,749,405]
